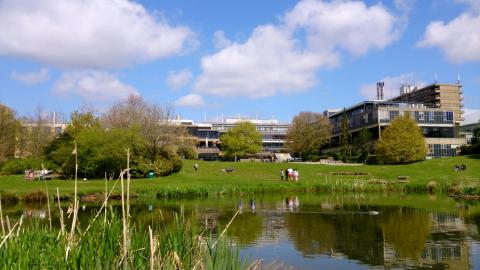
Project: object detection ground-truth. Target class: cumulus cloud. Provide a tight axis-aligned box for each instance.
[195,0,403,98]
[175,94,204,107]
[463,108,480,124]
[418,3,480,63]
[0,0,195,69]
[166,69,193,90]
[10,68,49,85]
[212,30,233,49]
[283,0,400,56]
[360,73,426,100]
[456,0,480,12]
[54,71,139,101]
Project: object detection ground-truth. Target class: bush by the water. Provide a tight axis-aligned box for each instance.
[0,191,19,205]
[0,158,56,175]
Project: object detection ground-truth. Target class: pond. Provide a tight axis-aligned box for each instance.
[3,193,480,269]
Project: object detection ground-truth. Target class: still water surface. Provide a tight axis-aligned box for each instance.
[4,193,480,269]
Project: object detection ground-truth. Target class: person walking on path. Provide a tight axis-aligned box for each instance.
[193,163,199,171]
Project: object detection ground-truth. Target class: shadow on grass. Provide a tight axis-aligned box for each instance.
[466,154,480,160]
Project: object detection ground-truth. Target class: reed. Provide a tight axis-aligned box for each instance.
[0,210,248,269]
[0,194,4,236]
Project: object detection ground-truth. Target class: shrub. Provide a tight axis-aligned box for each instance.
[23,191,47,203]
[0,158,56,175]
[133,152,183,178]
[0,191,19,205]
[177,147,198,160]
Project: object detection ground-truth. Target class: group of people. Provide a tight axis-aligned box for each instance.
[280,168,299,182]
[454,164,467,171]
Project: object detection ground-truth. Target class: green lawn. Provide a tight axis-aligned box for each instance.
[0,155,479,198]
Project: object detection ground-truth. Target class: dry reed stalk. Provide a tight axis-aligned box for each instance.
[0,220,19,249]
[126,149,131,252]
[126,148,130,220]
[44,178,52,230]
[104,171,107,225]
[57,188,65,236]
[149,225,154,270]
[67,141,79,259]
[81,176,120,236]
[0,194,4,236]
[6,216,10,233]
[120,169,128,258]
[15,215,22,236]
[212,209,239,248]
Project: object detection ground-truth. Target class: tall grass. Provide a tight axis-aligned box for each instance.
[0,209,247,269]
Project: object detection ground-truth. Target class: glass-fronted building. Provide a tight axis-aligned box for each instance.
[325,83,466,158]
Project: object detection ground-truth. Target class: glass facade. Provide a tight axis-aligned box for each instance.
[427,144,457,158]
[378,110,454,125]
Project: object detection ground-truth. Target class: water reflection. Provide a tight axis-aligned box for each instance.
[2,194,480,269]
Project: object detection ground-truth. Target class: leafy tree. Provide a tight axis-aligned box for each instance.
[66,106,100,137]
[50,125,146,178]
[353,128,372,162]
[285,112,331,161]
[461,127,480,155]
[102,95,193,160]
[0,103,19,163]
[220,122,262,162]
[376,113,427,164]
[339,109,351,160]
[45,108,100,174]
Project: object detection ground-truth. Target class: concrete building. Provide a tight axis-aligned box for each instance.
[324,82,466,158]
[174,118,290,160]
[460,122,480,144]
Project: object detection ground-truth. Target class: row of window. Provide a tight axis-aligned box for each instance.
[427,144,457,157]
[379,110,454,124]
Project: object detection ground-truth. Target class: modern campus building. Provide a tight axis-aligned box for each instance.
[324,82,466,158]
[460,122,480,144]
[174,117,290,160]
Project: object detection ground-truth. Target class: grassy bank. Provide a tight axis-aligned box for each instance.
[0,155,479,200]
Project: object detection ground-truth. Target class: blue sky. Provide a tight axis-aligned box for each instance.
[0,0,479,123]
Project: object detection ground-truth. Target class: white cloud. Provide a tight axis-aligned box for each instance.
[212,30,232,49]
[54,71,139,101]
[463,108,480,125]
[283,0,400,56]
[418,12,480,63]
[166,69,193,90]
[195,0,402,98]
[0,0,195,69]
[360,73,426,100]
[175,94,204,107]
[10,68,49,85]
[456,0,480,12]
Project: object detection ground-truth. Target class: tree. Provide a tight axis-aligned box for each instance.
[102,95,193,160]
[220,122,262,162]
[376,113,427,164]
[339,109,351,160]
[285,112,331,161]
[0,103,19,163]
[353,128,372,162]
